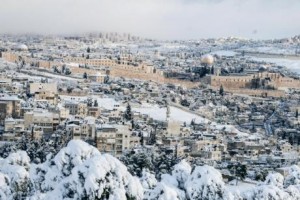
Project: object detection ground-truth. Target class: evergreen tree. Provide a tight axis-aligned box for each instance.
[191,119,195,131]
[104,75,109,83]
[296,109,299,118]
[121,148,180,179]
[83,72,88,79]
[93,100,98,107]
[180,99,190,107]
[87,97,93,107]
[140,132,144,146]
[53,66,60,73]
[67,87,73,93]
[219,85,224,96]
[228,163,247,184]
[61,65,66,74]
[65,68,71,75]
[124,103,132,121]
[87,47,90,53]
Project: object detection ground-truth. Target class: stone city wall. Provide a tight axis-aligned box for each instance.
[210,72,300,91]
[219,88,285,97]
[1,52,199,88]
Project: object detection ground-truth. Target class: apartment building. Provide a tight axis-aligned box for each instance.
[35,91,58,105]
[29,83,57,94]
[88,73,106,83]
[95,124,136,158]
[24,110,60,134]
[4,118,25,134]
[64,101,88,117]
[0,96,21,124]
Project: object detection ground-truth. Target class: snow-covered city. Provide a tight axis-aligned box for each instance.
[1,0,300,200]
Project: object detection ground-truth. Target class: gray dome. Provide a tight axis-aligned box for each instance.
[15,44,28,51]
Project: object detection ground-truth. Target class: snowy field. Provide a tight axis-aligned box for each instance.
[133,104,208,123]
[60,95,119,110]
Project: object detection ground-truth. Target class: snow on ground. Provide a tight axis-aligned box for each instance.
[226,181,256,194]
[211,123,249,137]
[30,70,82,81]
[133,104,208,123]
[211,50,237,57]
[60,95,119,110]
[60,96,208,123]
[251,57,300,74]
[239,46,297,55]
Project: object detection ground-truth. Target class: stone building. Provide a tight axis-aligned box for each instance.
[95,124,138,158]
[29,83,57,94]
[64,101,88,117]
[24,110,60,134]
[210,72,300,91]
[0,96,21,124]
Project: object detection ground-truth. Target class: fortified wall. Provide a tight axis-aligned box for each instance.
[226,88,285,98]
[1,52,199,88]
[210,72,300,91]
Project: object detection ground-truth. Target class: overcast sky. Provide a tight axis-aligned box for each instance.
[0,0,299,40]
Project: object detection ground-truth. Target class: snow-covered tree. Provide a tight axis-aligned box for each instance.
[30,140,143,199]
[0,172,10,199]
[284,165,300,187]
[244,173,289,200]
[0,135,65,164]
[121,148,180,179]
[171,160,191,190]
[121,150,153,177]
[265,172,284,188]
[0,151,32,200]
[285,185,300,200]
[185,165,226,200]
[3,139,300,200]
[140,168,157,190]
[145,174,186,200]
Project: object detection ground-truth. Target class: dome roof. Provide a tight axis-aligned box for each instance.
[201,54,214,65]
[15,44,28,51]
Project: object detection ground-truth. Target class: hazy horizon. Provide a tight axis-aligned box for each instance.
[1,0,300,40]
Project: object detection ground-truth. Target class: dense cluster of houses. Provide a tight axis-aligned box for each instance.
[1,34,300,181]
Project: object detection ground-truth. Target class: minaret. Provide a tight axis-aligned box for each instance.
[166,103,170,122]
[166,102,171,136]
